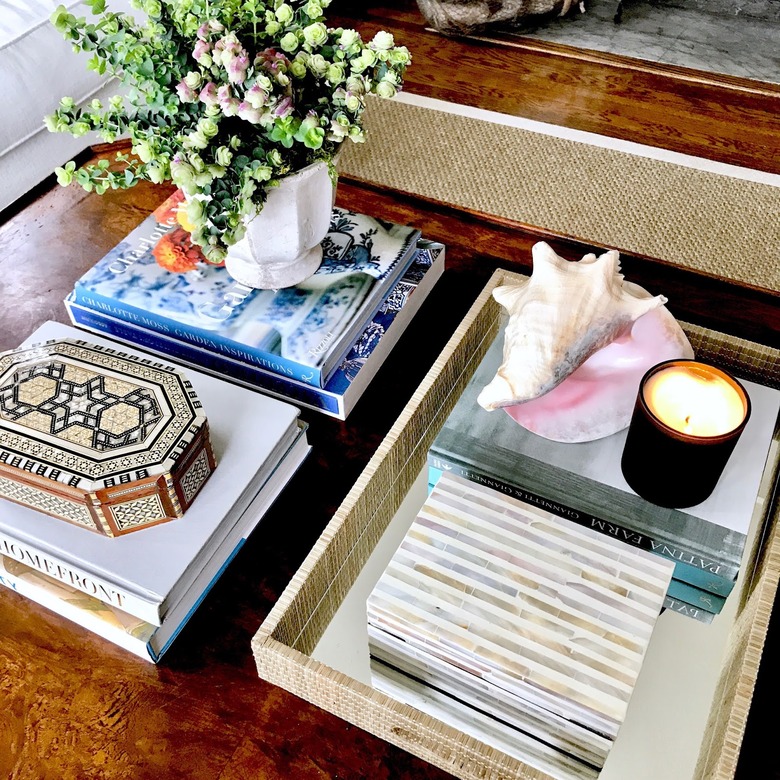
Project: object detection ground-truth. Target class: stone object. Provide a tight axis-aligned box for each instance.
[0,338,216,536]
[416,0,581,35]
[224,160,336,290]
[477,241,667,412]
[368,471,674,776]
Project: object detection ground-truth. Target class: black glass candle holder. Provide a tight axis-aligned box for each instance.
[620,359,751,508]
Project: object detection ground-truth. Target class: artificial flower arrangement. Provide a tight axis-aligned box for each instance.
[45,0,411,263]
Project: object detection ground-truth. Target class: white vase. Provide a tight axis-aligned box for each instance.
[224,160,335,290]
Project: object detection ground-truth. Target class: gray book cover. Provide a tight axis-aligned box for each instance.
[429,319,780,580]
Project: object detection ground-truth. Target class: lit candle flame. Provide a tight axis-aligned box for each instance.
[643,364,746,437]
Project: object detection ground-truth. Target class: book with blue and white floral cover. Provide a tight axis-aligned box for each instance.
[66,192,421,388]
[66,240,445,419]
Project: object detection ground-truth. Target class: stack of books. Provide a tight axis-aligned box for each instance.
[65,191,445,419]
[368,471,673,780]
[0,321,310,662]
[428,320,780,623]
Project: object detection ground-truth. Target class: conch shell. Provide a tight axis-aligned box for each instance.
[478,242,667,411]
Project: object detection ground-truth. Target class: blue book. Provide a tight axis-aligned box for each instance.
[66,242,445,420]
[666,579,725,615]
[68,192,421,388]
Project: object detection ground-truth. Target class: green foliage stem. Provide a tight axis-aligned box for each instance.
[45,0,411,263]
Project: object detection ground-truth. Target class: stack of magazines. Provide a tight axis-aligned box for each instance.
[0,322,310,662]
[65,191,445,419]
[367,471,673,779]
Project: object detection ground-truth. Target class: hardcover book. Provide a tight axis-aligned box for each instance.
[427,319,780,595]
[66,241,446,419]
[368,471,673,779]
[0,321,306,626]
[666,578,725,615]
[662,595,715,624]
[0,423,309,662]
[66,191,421,388]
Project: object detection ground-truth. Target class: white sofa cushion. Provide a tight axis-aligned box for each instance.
[0,0,133,212]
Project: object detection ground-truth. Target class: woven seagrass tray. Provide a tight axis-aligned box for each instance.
[252,268,780,780]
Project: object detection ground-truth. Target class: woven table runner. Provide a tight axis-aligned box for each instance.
[339,97,780,292]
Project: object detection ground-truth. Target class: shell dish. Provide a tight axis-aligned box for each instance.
[478,242,667,411]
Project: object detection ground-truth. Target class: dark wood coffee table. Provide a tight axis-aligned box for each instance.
[0,163,778,779]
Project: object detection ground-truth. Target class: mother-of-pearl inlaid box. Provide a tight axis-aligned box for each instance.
[367,470,674,779]
[0,338,216,537]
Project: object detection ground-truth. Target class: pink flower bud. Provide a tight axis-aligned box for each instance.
[227,53,250,85]
[193,39,211,62]
[199,82,219,106]
[238,102,263,124]
[218,86,240,117]
[245,84,269,109]
[273,96,293,118]
[176,80,197,103]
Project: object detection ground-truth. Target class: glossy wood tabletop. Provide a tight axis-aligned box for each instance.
[1,3,779,777]
[330,1,780,175]
[1,169,778,780]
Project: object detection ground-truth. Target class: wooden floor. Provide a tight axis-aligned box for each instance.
[1,4,779,779]
[331,1,780,175]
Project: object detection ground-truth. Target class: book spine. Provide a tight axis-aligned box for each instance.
[427,461,737,596]
[149,539,247,662]
[666,578,725,614]
[0,554,156,661]
[662,596,715,624]
[65,302,343,416]
[324,243,444,399]
[0,531,162,625]
[70,286,326,386]
[316,234,421,380]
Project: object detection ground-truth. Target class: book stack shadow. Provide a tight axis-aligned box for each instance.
[367,471,674,780]
[427,320,780,625]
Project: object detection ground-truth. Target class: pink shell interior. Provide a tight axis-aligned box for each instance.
[503,308,694,442]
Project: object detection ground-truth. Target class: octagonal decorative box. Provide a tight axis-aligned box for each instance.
[0,338,217,537]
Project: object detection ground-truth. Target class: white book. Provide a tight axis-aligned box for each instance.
[0,321,302,625]
[0,428,309,662]
[370,658,600,780]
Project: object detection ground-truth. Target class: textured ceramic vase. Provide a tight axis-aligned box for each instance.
[224,160,335,290]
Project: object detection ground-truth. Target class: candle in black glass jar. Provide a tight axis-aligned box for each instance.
[620,359,751,508]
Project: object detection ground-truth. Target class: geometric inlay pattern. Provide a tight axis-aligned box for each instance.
[180,448,211,504]
[0,474,96,529]
[0,340,210,488]
[0,360,161,452]
[109,493,165,530]
[0,339,215,535]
